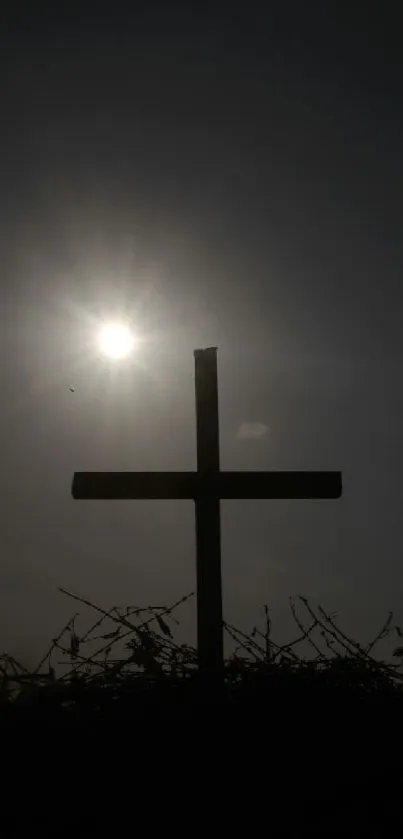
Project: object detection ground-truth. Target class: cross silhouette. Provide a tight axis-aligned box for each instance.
[72,347,342,679]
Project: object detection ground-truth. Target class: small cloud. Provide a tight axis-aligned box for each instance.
[236,421,268,440]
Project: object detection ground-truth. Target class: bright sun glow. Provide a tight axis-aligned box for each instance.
[98,323,135,359]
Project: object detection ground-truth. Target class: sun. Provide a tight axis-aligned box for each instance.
[98,322,135,359]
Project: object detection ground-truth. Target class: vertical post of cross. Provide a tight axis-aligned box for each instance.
[194,347,224,682]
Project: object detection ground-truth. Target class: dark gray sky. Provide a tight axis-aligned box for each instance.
[1,5,402,664]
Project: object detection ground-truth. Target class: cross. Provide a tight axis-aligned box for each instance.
[72,347,342,680]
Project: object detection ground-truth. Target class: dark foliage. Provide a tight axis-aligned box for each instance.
[2,588,403,720]
[2,588,403,830]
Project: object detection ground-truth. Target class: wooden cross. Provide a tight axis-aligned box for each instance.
[72,347,342,679]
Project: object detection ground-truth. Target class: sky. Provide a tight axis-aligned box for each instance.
[1,5,402,666]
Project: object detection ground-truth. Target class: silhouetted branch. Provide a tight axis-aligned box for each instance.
[365,611,393,655]
[2,588,403,716]
[290,598,324,658]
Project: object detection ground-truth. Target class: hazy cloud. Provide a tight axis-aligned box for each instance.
[236,421,269,440]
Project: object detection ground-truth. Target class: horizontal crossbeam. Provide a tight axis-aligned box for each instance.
[72,471,342,500]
